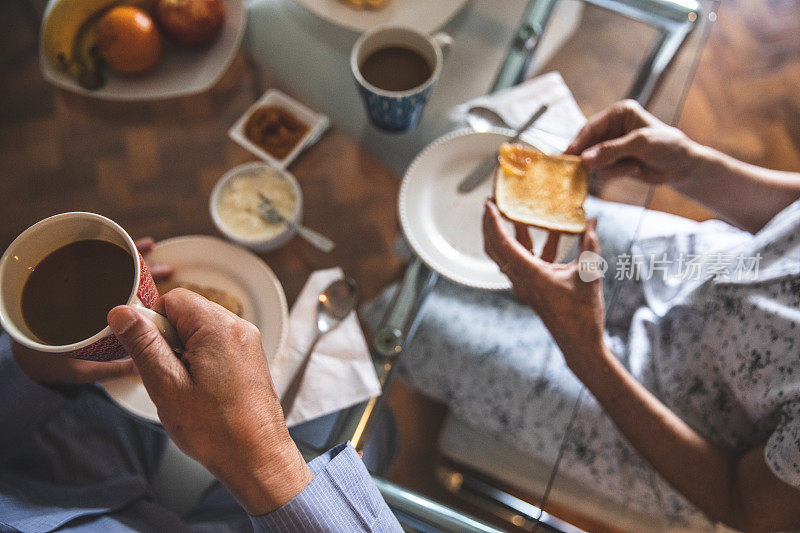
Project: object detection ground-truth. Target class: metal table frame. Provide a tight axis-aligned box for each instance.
[295,0,707,530]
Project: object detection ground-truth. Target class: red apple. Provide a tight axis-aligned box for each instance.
[155,0,226,47]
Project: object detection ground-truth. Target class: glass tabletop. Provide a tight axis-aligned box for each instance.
[244,0,584,175]
[0,0,717,530]
[242,1,719,531]
[245,0,716,177]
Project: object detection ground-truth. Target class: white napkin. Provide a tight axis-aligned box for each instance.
[271,267,381,427]
[450,71,586,148]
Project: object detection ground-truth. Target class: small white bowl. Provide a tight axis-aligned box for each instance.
[228,89,330,169]
[209,162,303,252]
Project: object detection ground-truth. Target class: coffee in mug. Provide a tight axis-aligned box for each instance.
[351,26,452,133]
[359,46,433,92]
[0,212,181,361]
[21,239,134,345]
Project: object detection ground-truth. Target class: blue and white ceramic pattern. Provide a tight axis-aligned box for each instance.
[351,26,451,134]
[356,84,433,133]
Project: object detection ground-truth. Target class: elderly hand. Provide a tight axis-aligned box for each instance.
[565,99,706,186]
[12,237,173,385]
[107,288,312,516]
[483,200,606,376]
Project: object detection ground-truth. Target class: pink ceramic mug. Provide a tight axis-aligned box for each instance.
[0,212,181,361]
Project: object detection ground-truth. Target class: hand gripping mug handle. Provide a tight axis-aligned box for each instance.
[131,301,184,354]
[432,32,453,57]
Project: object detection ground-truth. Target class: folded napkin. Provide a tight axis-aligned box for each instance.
[271,267,381,427]
[450,71,586,148]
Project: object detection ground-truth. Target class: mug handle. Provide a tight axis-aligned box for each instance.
[432,32,453,56]
[131,301,184,354]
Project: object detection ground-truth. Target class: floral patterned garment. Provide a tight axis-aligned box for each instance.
[365,197,800,528]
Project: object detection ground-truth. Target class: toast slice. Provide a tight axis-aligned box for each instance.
[493,143,588,234]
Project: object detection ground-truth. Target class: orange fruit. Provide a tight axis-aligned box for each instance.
[498,143,543,176]
[97,6,162,74]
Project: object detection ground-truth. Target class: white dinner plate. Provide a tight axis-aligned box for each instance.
[295,0,467,34]
[101,235,288,423]
[39,0,246,100]
[400,128,572,291]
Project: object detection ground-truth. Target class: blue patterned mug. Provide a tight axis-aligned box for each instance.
[351,26,452,134]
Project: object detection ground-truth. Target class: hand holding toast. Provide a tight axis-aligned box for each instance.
[483,199,606,377]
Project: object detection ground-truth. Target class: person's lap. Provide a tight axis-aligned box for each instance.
[367,198,722,523]
[0,383,250,532]
[390,198,705,427]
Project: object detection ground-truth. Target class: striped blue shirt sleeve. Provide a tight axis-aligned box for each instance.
[250,443,402,532]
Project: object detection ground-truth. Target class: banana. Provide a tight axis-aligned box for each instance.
[42,0,120,70]
[43,0,159,88]
[72,16,104,89]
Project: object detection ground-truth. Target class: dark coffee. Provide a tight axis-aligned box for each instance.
[21,239,134,345]
[360,46,433,92]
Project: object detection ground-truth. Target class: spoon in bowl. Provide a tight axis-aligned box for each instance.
[258,193,335,253]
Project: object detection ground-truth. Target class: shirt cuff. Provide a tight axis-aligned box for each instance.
[250,443,401,532]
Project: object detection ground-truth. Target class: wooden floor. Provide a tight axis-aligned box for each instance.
[2,0,800,531]
[659,0,800,220]
[679,0,800,172]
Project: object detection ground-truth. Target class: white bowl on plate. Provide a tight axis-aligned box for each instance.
[209,162,303,251]
[228,88,329,168]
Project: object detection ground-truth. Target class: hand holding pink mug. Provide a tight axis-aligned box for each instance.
[0,212,181,362]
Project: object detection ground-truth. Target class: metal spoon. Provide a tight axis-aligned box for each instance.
[279,277,358,417]
[466,105,570,153]
[466,106,505,133]
[257,193,335,253]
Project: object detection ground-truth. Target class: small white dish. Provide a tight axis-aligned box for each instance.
[39,0,246,100]
[228,89,330,169]
[209,162,303,252]
[100,235,289,423]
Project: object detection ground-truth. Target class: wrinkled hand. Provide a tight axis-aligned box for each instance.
[12,237,173,385]
[483,200,606,376]
[565,99,703,185]
[107,289,312,516]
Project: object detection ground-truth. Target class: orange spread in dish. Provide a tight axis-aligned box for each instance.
[244,105,309,161]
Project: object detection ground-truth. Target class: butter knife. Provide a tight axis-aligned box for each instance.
[457,104,548,193]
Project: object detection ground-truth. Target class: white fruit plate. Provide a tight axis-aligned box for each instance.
[39,0,245,101]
